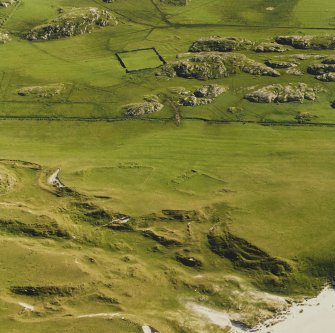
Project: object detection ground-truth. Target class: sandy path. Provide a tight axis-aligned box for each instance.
[77,313,120,318]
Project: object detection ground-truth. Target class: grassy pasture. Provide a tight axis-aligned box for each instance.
[0,120,334,333]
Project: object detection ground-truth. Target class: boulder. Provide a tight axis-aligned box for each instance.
[179,95,212,106]
[123,101,164,117]
[295,112,317,123]
[179,84,226,106]
[194,84,226,98]
[286,68,304,76]
[264,59,297,69]
[0,32,10,44]
[254,42,288,53]
[227,106,244,114]
[245,83,319,103]
[189,36,253,52]
[0,0,17,7]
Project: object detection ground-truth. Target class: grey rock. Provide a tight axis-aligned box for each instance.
[264,59,297,69]
[315,72,335,82]
[307,63,335,75]
[25,7,117,41]
[189,36,253,52]
[254,42,288,53]
[276,35,335,50]
[123,101,164,117]
[162,52,280,80]
[245,83,319,103]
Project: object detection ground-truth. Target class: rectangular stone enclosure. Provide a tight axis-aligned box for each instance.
[116,48,166,72]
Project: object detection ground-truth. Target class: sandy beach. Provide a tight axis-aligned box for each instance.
[254,287,335,333]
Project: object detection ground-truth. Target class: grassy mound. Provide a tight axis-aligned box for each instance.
[25,7,117,41]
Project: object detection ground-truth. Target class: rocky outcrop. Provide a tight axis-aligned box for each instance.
[288,54,325,61]
[189,36,253,52]
[275,35,335,50]
[123,101,164,117]
[176,254,202,268]
[162,52,280,80]
[18,83,65,97]
[25,7,117,41]
[245,83,319,103]
[194,84,225,98]
[142,229,182,247]
[307,63,335,75]
[160,0,190,5]
[0,218,71,239]
[0,32,10,44]
[11,285,79,297]
[208,224,291,276]
[179,84,226,106]
[295,112,317,123]
[254,42,288,53]
[316,72,335,82]
[322,56,335,64]
[264,59,297,69]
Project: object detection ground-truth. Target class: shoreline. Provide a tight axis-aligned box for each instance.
[249,286,335,333]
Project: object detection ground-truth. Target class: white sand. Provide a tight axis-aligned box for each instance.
[142,325,153,333]
[188,287,335,333]
[254,287,335,333]
[77,313,120,318]
[187,302,233,328]
[18,302,35,312]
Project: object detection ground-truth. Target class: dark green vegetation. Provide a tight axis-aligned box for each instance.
[1,0,335,332]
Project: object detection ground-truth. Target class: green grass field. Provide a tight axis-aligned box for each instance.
[1,0,335,332]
